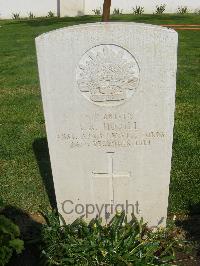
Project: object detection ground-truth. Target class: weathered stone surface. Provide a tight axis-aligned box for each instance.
[60,0,84,17]
[36,23,178,227]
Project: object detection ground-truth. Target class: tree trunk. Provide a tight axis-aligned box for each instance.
[102,0,111,22]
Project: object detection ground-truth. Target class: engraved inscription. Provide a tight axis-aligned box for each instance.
[57,112,166,149]
[76,45,140,106]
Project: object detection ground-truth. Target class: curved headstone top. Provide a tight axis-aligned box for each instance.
[36,22,177,39]
[36,22,178,227]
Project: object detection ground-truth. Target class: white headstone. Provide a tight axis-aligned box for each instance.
[36,23,178,227]
[60,0,84,17]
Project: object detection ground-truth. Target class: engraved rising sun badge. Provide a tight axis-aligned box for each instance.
[76,44,140,106]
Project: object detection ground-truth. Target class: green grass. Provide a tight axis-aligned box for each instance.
[0,14,200,214]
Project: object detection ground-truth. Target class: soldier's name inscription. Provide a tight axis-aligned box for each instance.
[57,112,166,148]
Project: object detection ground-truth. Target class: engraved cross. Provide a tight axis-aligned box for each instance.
[92,152,131,204]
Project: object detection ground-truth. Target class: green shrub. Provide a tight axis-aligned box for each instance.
[113,8,123,15]
[12,13,20,20]
[133,6,144,15]
[155,4,166,14]
[177,6,189,14]
[41,211,184,266]
[47,11,55,18]
[92,8,102,16]
[28,12,35,19]
[0,215,24,266]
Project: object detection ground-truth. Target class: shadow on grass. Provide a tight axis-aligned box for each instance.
[176,204,200,258]
[0,138,58,264]
[0,205,44,266]
[33,138,57,210]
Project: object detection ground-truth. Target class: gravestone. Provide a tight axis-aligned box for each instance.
[60,0,84,17]
[36,23,178,227]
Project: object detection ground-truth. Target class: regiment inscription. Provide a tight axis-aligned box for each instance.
[57,112,166,149]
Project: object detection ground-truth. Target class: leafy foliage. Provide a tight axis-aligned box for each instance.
[41,211,184,266]
[28,12,35,19]
[155,4,166,14]
[47,11,55,18]
[12,13,20,20]
[0,215,24,266]
[112,8,123,15]
[177,6,189,14]
[92,8,102,16]
[133,6,144,15]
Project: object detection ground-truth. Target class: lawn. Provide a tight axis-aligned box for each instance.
[0,14,200,216]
